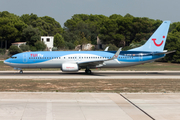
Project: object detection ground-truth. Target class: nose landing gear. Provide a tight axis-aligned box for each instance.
[19,70,23,74]
[14,68,23,74]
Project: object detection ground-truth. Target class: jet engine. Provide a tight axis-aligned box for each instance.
[61,63,79,72]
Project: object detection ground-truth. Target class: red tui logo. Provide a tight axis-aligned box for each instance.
[31,54,38,57]
[152,36,165,47]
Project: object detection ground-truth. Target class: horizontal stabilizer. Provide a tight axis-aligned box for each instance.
[152,50,176,55]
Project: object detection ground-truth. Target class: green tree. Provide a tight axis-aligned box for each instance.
[105,44,118,51]
[124,13,134,18]
[63,14,107,45]
[19,44,30,51]
[34,41,46,51]
[162,22,180,62]
[20,14,63,36]
[0,11,27,49]
[79,32,90,45]
[54,33,65,49]
[41,16,63,35]
[30,46,37,51]
[109,14,123,19]
[8,45,22,55]
[21,25,41,46]
[65,42,75,50]
[20,13,38,25]
[0,48,6,55]
[74,40,79,46]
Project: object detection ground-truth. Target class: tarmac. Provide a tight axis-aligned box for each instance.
[0,71,179,120]
[0,71,180,79]
[0,92,180,120]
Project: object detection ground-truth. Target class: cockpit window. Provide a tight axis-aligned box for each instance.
[11,56,17,59]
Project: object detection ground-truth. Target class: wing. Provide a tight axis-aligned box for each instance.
[78,59,106,68]
[77,47,122,68]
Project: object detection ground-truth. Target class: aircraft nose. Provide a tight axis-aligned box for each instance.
[4,59,10,65]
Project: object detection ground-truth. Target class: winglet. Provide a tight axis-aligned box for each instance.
[109,47,122,60]
[104,46,109,51]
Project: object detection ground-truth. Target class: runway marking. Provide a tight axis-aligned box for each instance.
[120,94,155,120]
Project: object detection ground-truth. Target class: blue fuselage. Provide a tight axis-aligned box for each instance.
[4,51,165,70]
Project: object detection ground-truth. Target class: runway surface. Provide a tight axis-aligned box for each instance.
[0,92,180,120]
[0,71,180,79]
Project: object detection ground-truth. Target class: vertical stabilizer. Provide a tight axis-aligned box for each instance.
[129,21,171,52]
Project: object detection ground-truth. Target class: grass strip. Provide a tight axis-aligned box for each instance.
[0,79,180,93]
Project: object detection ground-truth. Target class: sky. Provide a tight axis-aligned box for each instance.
[0,0,179,27]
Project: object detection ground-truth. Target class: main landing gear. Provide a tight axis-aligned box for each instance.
[85,69,91,74]
[19,70,23,74]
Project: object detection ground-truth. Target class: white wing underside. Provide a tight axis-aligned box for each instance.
[77,47,122,68]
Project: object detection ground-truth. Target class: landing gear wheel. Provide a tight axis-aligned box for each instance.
[19,70,23,74]
[85,69,91,74]
[88,70,91,74]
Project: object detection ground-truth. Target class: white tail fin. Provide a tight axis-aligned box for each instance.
[129,21,171,52]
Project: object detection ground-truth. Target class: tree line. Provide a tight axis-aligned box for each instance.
[0,11,180,62]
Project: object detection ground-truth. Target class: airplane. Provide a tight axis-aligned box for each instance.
[4,21,175,74]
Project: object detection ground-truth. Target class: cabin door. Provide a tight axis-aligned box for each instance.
[23,54,28,63]
[139,53,143,61]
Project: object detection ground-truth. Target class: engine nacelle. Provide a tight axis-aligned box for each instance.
[62,63,79,72]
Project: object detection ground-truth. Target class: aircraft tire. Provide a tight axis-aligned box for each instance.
[19,70,23,74]
[85,69,91,74]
